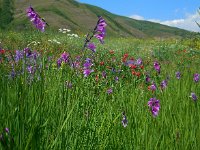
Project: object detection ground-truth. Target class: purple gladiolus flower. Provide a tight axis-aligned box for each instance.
[85,58,92,63]
[57,58,62,68]
[26,6,47,32]
[94,16,107,44]
[193,73,200,83]
[149,83,156,91]
[5,128,9,133]
[136,58,142,66]
[148,98,160,117]
[102,71,106,78]
[24,47,32,57]
[125,60,134,66]
[176,71,181,79]
[154,61,160,74]
[27,66,34,74]
[111,68,116,73]
[87,42,96,52]
[146,75,151,83]
[83,62,93,69]
[115,76,119,82]
[83,69,94,77]
[61,52,69,63]
[190,93,197,101]
[160,80,167,90]
[15,50,24,62]
[122,112,128,128]
[107,88,113,94]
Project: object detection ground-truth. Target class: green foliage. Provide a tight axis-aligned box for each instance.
[0,31,200,149]
[0,0,14,29]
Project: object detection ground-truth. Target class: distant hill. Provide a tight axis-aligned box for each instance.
[12,0,198,38]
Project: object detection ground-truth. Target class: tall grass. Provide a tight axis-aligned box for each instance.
[0,31,200,149]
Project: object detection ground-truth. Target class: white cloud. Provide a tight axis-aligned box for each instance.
[130,14,144,20]
[129,13,200,32]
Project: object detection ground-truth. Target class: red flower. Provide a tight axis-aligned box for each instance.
[123,53,128,58]
[0,49,5,55]
[140,65,144,69]
[129,64,137,69]
[95,75,99,82]
[132,71,136,75]
[122,58,126,63]
[100,61,104,66]
[136,72,141,77]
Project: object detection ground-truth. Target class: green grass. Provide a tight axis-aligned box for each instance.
[0,30,200,149]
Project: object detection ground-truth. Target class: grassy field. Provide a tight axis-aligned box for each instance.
[0,29,200,149]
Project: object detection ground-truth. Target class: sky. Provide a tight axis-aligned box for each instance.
[79,0,200,32]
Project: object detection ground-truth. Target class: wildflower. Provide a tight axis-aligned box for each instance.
[94,16,107,44]
[85,58,92,63]
[190,93,197,101]
[95,75,99,82]
[176,71,181,79]
[0,49,5,55]
[126,60,134,67]
[148,98,160,117]
[154,61,160,74]
[123,53,129,58]
[132,70,136,75]
[10,65,16,79]
[83,69,94,77]
[15,50,24,62]
[135,72,141,77]
[87,42,96,52]
[136,58,142,66]
[83,61,93,69]
[102,71,106,78]
[115,76,119,82]
[122,112,128,127]
[148,83,156,91]
[107,88,113,94]
[193,73,200,83]
[145,75,151,83]
[57,58,62,68]
[100,61,104,66]
[122,54,128,63]
[111,68,116,73]
[26,6,47,32]
[129,64,137,69]
[27,66,35,74]
[61,52,69,63]
[160,80,167,90]
[5,128,9,133]
[140,65,144,69]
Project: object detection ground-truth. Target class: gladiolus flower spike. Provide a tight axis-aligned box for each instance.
[148,98,160,117]
[26,6,47,32]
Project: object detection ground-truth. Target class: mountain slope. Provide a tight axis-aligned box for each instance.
[13,0,197,38]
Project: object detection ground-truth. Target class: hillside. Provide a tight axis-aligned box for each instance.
[12,0,197,38]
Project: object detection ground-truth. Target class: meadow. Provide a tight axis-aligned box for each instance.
[1,17,200,149]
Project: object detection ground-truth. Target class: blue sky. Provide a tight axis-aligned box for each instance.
[79,0,200,32]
